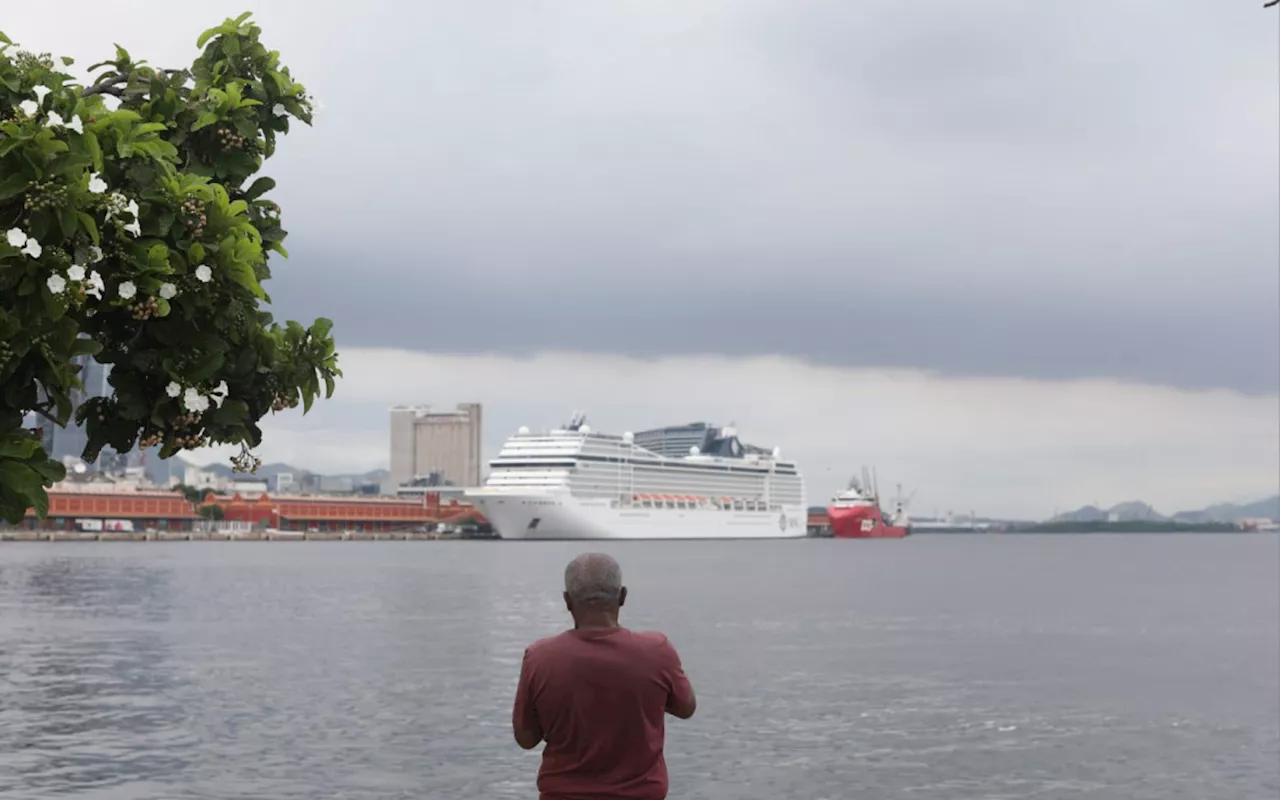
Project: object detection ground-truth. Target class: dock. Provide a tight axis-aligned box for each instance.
[0,531,466,542]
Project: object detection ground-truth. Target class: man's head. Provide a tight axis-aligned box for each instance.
[563,552,627,621]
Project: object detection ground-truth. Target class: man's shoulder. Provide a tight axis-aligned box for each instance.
[525,628,675,655]
[525,629,575,656]
[626,629,675,649]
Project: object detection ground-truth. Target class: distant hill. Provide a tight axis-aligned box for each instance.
[1173,495,1280,524]
[1054,495,1279,524]
[1053,501,1166,523]
[177,458,389,486]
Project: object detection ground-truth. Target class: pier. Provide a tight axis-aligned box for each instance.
[0,530,463,542]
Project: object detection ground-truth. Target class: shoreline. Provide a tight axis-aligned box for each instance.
[0,531,460,542]
[2,530,1271,542]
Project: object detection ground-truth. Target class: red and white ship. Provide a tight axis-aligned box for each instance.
[827,469,911,539]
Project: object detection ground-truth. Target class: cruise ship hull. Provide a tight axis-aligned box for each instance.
[468,492,808,540]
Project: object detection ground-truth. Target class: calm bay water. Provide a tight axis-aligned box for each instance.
[0,535,1276,799]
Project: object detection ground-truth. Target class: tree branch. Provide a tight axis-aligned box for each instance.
[1266,0,1279,8]
[81,76,127,98]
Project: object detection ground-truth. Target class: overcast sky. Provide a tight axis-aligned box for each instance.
[9,1,1278,518]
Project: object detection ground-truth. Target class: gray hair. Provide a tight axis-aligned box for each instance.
[564,553,623,607]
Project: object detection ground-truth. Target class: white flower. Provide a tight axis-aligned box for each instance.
[66,116,84,135]
[87,172,107,194]
[166,382,182,398]
[89,245,103,263]
[46,274,67,295]
[124,220,141,237]
[118,281,137,300]
[18,99,37,116]
[68,265,86,282]
[182,387,210,413]
[159,282,177,300]
[126,198,139,218]
[194,264,212,283]
[21,238,41,258]
[33,86,51,103]
[273,103,287,116]
[85,271,104,300]
[6,228,25,248]
[47,111,65,128]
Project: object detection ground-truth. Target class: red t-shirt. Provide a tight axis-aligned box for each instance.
[513,627,694,800]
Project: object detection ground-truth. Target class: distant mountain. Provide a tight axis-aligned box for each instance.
[178,458,389,486]
[1053,501,1166,523]
[1173,495,1280,524]
[1107,501,1168,522]
[1053,495,1278,524]
[1053,505,1107,523]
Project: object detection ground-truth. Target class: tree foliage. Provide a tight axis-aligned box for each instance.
[0,13,339,524]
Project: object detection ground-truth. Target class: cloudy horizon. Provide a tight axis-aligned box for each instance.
[9,1,1278,518]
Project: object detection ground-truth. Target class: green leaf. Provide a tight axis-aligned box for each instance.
[77,212,100,245]
[189,242,206,263]
[243,177,275,201]
[0,438,38,459]
[193,112,218,131]
[83,129,103,171]
[58,206,78,239]
[155,298,171,318]
[0,171,28,201]
[210,398,249,426]
[70,338,103,357]
[226,260,265,298]
[0,460,48,519]
[189,349,226,381]
[42,290,67,321]
[148,243,169,267]
[196,26,220,49]
[29,458,66,484]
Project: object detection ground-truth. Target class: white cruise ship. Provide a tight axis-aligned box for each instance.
[465,413,807,540]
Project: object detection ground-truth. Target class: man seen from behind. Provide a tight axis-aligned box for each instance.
[512,552,697,800]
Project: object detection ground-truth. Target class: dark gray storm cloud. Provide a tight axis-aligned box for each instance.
[269,247,1279,394]
[239,0,1277,394]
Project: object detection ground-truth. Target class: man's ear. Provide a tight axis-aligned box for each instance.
[563,591,573,613]
[618,586,627,607]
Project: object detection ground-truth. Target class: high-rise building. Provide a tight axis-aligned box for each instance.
[41,354,112,467]
[389,403,483,489]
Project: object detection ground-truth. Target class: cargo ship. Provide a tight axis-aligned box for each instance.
[827,469,910,539]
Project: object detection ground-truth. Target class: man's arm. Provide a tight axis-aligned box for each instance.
[512,648,544,749]
[661,637,697,720]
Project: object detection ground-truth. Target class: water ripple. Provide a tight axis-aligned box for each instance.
[0,537,1276,799]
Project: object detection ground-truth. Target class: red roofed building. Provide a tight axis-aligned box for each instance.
[208,491,485,532]
[18,488,201,532]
